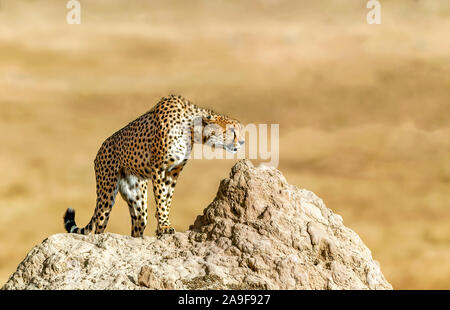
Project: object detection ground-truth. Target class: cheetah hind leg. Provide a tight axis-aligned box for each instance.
[64,172,118,235]
[118,172,149,237]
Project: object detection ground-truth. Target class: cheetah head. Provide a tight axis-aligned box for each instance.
[202,115,245,153]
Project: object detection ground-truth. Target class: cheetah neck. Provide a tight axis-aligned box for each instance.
[190,104,237,125]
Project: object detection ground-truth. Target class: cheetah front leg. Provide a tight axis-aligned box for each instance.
[161,163,184,225]
[151,165,184,237]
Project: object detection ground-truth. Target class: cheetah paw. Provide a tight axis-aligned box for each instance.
[156,226,175,237]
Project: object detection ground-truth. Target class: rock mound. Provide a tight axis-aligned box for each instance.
[2,160,392,290]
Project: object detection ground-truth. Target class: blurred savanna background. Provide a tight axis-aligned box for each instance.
[0,0,449,289]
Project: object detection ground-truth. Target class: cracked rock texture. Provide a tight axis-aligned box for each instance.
[2,160,392,290]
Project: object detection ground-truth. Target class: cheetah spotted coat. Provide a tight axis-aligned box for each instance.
[64,95,244,237]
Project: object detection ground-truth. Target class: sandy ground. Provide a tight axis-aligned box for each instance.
[0,0,449,289]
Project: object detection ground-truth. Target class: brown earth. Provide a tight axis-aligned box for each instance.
[3,160,392,290]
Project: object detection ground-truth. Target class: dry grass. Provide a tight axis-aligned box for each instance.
[0,0,449,289]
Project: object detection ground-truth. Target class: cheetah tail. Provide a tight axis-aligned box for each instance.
[63,208,94,235]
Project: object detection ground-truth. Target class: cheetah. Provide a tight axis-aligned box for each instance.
[63,95,245,237]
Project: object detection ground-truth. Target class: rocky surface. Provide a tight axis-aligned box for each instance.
[2,160,392,290]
